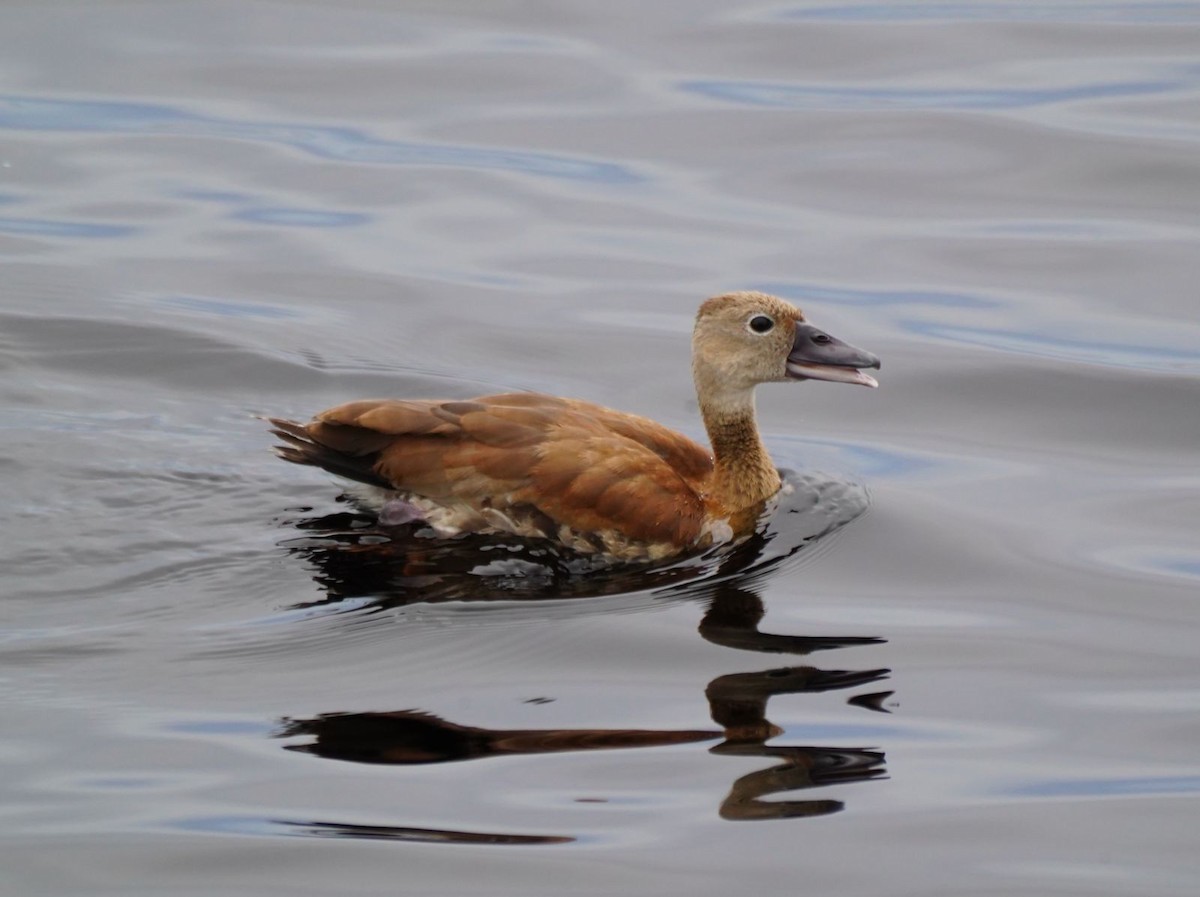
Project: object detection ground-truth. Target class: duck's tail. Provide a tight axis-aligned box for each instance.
[266,417,392,490]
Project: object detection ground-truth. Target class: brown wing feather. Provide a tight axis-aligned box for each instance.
[570,403,714,482]
[524,436,708,547]
[272,392,715,550]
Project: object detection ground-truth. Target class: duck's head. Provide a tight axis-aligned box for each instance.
[692,291,881,401]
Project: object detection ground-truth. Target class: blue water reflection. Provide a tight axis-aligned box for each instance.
[0,95,643,185]
[1106,549,1200,583]
[681,76,1188,112]
[0,216,138,238]
[1159,557,1200,579]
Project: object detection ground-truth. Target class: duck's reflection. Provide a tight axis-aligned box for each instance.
[280,709,720,765]
[697,582,884,654]
[281,649,887,824]
[270,818,572,846]
[274,475,890,839]
[703,660,888,819]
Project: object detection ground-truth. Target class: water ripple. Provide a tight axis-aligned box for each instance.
[0,95,643,185]
[908,320,1200,373]
[767,2,1200,24]
[1101,547,1200,583]
[159,295,303,319]
[1006,774,1200,798]
[229,207,370,228]
[758,281,999,310]
[681,75,1188,112]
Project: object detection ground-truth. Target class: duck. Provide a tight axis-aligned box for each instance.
[269,291,880,561]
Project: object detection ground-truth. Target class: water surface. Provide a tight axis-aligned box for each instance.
[2,1,1198,895]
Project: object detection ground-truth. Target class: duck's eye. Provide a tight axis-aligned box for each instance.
[748,315,774,334]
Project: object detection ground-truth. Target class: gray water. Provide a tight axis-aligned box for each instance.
[3,2,1199,895]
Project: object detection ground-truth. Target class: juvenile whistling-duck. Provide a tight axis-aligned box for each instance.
[270,291,880,561]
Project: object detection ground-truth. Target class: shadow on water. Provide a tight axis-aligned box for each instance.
[269,471,892,843]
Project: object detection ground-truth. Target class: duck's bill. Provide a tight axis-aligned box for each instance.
[786,362,879,389]
[786,322,881,388]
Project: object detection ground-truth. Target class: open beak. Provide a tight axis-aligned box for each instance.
[786,322,881,388]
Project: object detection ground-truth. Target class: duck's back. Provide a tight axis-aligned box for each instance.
[271,392,715,557]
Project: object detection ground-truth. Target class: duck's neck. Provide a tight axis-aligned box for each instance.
[698,387,782,512]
